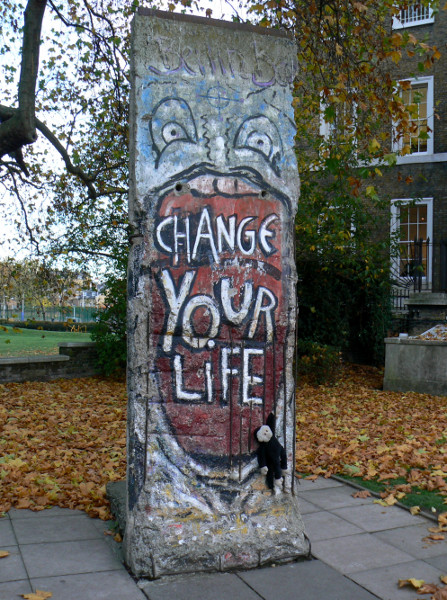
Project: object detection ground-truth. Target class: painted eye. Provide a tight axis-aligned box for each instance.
[245,131,273,159]
[234,115,283,176]
[150,97,198,166]
[162,122,190,145]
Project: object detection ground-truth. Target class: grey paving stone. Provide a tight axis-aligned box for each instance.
[8,507,86,520]
[31,570,146,600]
[295,477,344,492]
[238,559,379,599]
[20,539,123,578]
[303,510,363,542]
[333,502,425,533]
[0,546,28,583]
[349,559,445,600]
[0,519,16,546]
[376,523,447,560]
[140,572,262,600]
[297,486,373,510]
[296,497,321,515]
[311,533,414,574]
[12,514,102,545]
[0,579,32,600]
[424,554,447,571]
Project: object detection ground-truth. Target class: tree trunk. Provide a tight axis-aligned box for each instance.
[0,0,47,158]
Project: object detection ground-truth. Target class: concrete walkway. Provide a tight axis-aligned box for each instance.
[1,477,446,600]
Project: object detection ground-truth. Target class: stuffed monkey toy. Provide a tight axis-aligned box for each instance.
[254,412,288,494]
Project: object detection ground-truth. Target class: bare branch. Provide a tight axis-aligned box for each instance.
[9,170,41,252]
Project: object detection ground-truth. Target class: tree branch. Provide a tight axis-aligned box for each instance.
[0,0,47,159]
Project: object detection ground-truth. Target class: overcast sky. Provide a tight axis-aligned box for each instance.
[0,0,250,262]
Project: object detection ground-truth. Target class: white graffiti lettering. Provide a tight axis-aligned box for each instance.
[155,210,278,265]
[160,269,277,349]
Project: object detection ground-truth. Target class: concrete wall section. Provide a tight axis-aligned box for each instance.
[126,9,307,578]
[0,343,99,382]
[384,337,447,396]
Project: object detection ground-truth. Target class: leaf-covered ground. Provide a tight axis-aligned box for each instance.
[296,364,447,503]
[0,377,126,519]
[1,365,446,519]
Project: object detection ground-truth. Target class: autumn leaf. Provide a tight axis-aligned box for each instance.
[410,506,421,515]
[441,576,447,585]
[398,578,425,589]
[418,583,442,594]
[352,490,371,499]
[21,591,52,600]
[0,550,10,558]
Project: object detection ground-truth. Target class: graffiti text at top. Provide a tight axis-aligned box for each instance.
[147,36,296,88]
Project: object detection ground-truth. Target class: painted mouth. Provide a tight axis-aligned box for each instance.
[150,173,287,473]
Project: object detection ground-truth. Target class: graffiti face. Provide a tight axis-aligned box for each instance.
[134,32,298,484]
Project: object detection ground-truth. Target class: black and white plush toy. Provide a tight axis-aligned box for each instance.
[254,412,288,495]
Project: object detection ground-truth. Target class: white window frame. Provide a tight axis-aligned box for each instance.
[390,197,433,284]
[393,76,434,156]
[392,3,434,29]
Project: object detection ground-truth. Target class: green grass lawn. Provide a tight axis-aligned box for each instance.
[0,325,92,357]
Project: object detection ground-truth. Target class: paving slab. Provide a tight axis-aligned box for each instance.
[348,559,446,600]
[303,510,364,542]
[424,555,447,571]
[20,539,123,578]
[296,478,344,491]
[0,579,32,600]
[296,497,321,515]
[31,570,147,600]
[297,486,373,510]
[140,572,263,600]
[0,546,28,583]
[12,514,103,544]
[376,523,447,560]
[311,533,414,574]
[0,519,16,546]
[8,507,86,520]
[333,502,425,533]
[238,559,380,599]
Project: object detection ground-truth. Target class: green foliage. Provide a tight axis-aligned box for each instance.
[297,340,341,385]
[91,275,127,376]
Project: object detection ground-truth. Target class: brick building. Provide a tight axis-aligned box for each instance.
[380,4,447,331]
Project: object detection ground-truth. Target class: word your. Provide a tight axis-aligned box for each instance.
[156,209,278,265]
[160,268,277,350]
[147,36,296,88]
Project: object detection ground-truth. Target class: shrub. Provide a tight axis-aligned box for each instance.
[297,340,342,385]
[91,276,127,376]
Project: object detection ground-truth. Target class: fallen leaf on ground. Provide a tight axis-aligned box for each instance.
[114,532,122,542]
[433,588,447,600]
[352,490,371,499]
[418,583,441,594]
[21,591,52,600]
[398,577,425,589]
[0,550,9,558]
[0,376,126,518]
[295,365,447,503]
[427,534,445,541]
[410,506,421,515]
[441,576,447,585]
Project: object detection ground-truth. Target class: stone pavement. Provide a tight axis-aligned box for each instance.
[1,477,447,600]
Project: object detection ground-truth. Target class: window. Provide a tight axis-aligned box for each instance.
[392,2,434,29]
[391,198,433,284]
[393,76,434,155]
[319,93,357,143]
